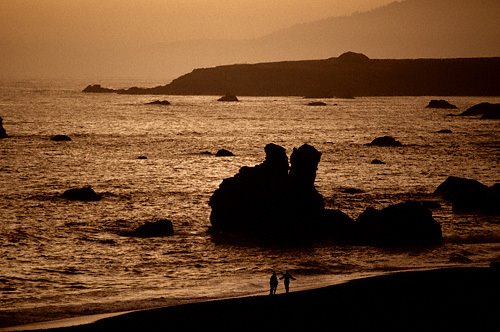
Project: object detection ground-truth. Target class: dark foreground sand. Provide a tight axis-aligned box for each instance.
[18,266,500,332]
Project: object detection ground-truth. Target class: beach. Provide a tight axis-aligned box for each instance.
[7,265,497,332]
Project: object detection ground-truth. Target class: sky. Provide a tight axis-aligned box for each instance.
[0,0,393,47]
[1,0,496,80]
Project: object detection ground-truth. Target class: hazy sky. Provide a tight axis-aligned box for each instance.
[0,0,393,48]
[3,0,495,80]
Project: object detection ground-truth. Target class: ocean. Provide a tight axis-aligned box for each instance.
[0,78,499,327]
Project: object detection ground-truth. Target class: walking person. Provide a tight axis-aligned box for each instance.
[269,271,278,295]
[280,270,296,294]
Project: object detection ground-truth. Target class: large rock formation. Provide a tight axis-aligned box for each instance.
[0,117,7,138]
[209,143,351,242]
[434,176,499,214]
[209,143,443,246]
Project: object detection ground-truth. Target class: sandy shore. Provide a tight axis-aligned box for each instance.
[7,265,499,332]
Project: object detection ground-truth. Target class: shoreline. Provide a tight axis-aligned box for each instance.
[4,265,498,331]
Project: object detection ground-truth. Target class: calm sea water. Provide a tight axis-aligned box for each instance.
[0,79,499,327]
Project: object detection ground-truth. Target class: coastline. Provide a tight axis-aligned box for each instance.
[5,265,498,332]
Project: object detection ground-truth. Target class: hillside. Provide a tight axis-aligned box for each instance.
[85,52,500,97]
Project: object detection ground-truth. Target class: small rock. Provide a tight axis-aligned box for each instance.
[51,135,72,142]
[218,94,239,102]
[215,149,235,157]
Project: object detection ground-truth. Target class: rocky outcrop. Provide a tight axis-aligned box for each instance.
[434,176,499,214]
[209,143,443,246]
[426,100,457,109]
[82,84,117,93]
[217,94,239,102]
[51,135,72,141]
[61,186,101,201]
[459,102,500,117]
[367,136,402,147]
[209,143,349,242]
[356,201,443,246]
[0,117,7,138]
[123,219,174,238]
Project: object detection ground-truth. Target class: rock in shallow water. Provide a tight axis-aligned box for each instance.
[209,143,443,246]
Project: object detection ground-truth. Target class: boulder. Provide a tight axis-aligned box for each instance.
[425,100,457,109]
[215,149,235,157]
[51,134,72,141]
[137,155,148,160]
[217,94,239,102]
[0,117,7,138]
[125,219,174,237]
[459,102,500,117]
[356,201,443,246]
[367,136,402,147]
[434,176,499,214]
[371,159,386,164]
[61,186,101,201]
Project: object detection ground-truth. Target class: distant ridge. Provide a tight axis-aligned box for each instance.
[85,52,500,97]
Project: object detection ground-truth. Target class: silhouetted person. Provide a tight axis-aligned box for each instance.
[269,271,278,295]
[280,270,296,293]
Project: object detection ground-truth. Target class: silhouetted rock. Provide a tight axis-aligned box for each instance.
[61,186,101,201]
[137,156,148,160]
[209,143,354,242]
[437,129,453,134]
[0,117,7,138]
[426,99,457,109]
[481,110,500,119]
[124,219,174,238]
[146,100,170,105]
[82,84,117,93]
[215,149,235,157]
[356,201,443,246]
[51,134,72,142]
[217,94,239,102]
[367,136,402,147]
[209,143,445,246]
[307,101,327,106]
[371,159,386,164]
[459,102,500,117]
[434,176,499,214]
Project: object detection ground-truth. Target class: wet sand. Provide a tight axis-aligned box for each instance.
[9,265,499,332]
